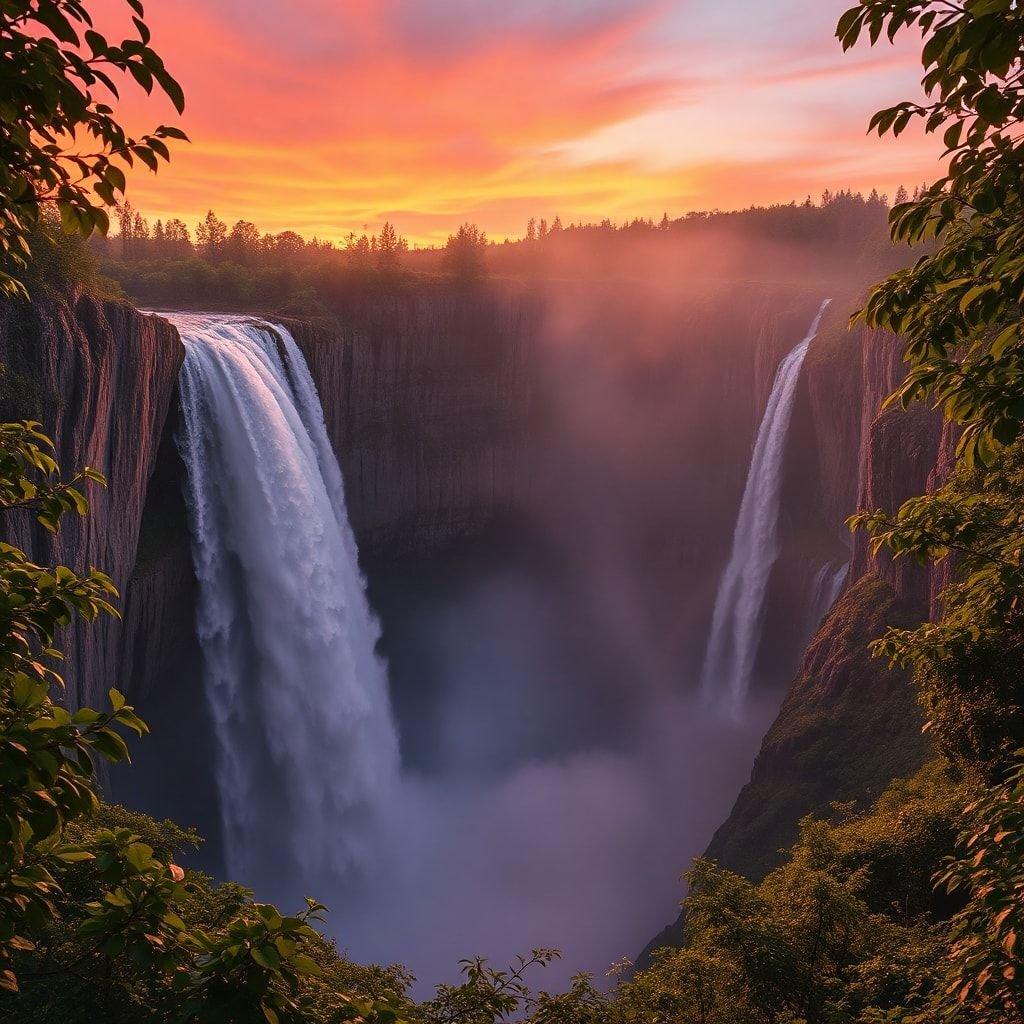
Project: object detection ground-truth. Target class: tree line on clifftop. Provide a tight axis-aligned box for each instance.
[90,190,900,312]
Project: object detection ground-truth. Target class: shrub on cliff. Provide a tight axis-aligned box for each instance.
[609,763,966,1024]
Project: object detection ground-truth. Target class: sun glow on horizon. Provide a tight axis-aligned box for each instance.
[94,0,940,247]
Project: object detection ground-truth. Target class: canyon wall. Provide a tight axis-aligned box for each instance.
[294,282,827,687]
[0,293,182,710]
[1,282,939,890]
[0,281,849,735]
[290,288,542,555]
[680,316,950,884]
[641,312,952,958]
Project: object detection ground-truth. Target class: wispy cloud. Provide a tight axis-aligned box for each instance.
[94,0,939,244]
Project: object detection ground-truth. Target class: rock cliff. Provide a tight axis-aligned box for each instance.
[293,282,827,687]
[679,313,951,882]
[0,282,848,733]
[291,288,542,555]
[1,281,946,897]
[640,308,953,959]
[0,293,182,709]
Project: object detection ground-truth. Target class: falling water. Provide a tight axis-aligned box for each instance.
[170,313,399,893]
[700,299,832,713]
[807,560,850,638]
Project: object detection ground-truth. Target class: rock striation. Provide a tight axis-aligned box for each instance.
[0,293,182,709]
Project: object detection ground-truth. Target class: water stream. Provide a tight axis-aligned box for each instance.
[700,299,832,713]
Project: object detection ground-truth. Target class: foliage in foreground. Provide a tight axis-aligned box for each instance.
[0,0,186,298]
[0,423,406,1023]
[839,1,1024,1020]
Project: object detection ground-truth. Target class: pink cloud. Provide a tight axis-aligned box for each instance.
[88,0,940,244]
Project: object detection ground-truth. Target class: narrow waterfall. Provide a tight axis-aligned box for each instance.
[807,560,850,636]
[170,313,398,892]
[700,300,831,713]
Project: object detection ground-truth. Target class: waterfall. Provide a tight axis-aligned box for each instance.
[700,299,831,713]
[170,313,398,892]
[807,559,850,637]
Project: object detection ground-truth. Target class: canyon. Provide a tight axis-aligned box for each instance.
[0,266,947,975]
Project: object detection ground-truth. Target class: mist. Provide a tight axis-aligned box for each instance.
[314,264,835,990]
[116,220,884,994]
[338,688,777,993]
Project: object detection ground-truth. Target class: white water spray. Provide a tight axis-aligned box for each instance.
[700,300,831,713]
[170,313,398,891]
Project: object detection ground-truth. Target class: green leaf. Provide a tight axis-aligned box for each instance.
[290,954,323,976]
[124,842,155,872]
[54,849,95,863]
[251,945,281,969]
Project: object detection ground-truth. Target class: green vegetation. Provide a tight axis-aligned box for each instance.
[619,764,968,1024]
[0,424,416,1023]
[94,190,897,312]
[638,4,1024,1020]
[842,1,1024,1018]
[0,0,186,298]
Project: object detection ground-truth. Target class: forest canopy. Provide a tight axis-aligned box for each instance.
[92,190,899,311]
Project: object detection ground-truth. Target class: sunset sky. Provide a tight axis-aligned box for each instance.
[99,0,940,246]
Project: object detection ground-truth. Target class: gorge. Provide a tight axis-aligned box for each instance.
[3,0,1017,1018]
[0,250,943,987]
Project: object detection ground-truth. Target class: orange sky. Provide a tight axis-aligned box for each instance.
[95,0,941,246]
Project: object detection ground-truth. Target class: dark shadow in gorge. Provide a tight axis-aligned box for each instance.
[364,516,657,779]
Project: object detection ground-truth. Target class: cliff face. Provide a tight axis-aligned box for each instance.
[0,293,182,709]
[294,282,827,686]
[640,311,954,961]
[698,316,952,883]
[0,282,838,717]
[703,573,931,879]
[2,283,945,896]
[292,289,542,555]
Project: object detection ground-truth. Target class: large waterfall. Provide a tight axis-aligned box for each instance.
[700,300,831,713]
[170,313,398,892]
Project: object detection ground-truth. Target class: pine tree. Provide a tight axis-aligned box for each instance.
[376,221,406,269]
[195,210,227,260]
[115,200,136,259]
